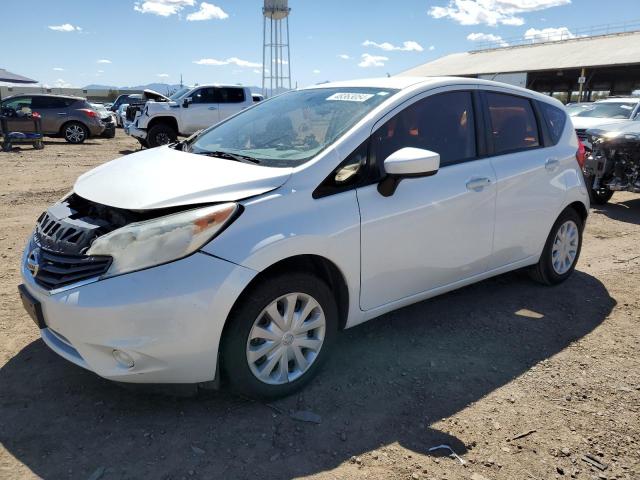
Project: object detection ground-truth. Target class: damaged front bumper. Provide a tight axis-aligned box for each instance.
[19,247,256,384]
[124,123,147,140]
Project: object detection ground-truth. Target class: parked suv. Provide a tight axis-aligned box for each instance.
[1,94,104,143]
[19,77,588,398]
[125,84,253,147]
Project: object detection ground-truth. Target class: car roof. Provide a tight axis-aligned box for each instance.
[596,97,639,103]
[3,93,84,100]
[188,84,248,88]
[301,76,561,106]
[303,76,431,90]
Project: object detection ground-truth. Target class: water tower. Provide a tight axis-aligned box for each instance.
[262,0,291,97]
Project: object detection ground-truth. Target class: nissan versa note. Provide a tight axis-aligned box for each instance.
[19,77,589,398]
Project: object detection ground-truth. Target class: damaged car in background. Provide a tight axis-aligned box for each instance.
[583,120,640,204]
[125,85,253,148]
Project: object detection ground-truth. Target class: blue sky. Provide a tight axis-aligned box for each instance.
[1,0,638,89]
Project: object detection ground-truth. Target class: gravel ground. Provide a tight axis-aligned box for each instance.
[0,134,639,480]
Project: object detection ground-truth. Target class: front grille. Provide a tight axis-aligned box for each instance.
[36,205,111,256]
[32,247,111,291]
[30,196,115,291]
[575,128,588,142]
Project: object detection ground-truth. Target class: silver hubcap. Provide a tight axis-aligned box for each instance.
[551,220,579,275]
[246,293,326,385]
[65,125,85,142]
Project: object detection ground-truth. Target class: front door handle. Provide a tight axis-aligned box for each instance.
[57,112,68,116]
[208,106,218,110]
[545,158,560,171]
[466,177,492,191]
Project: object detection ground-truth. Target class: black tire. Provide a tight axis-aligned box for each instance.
[62,121,89,144]
[530,208,583,285]
[136,137,150,149]
[147,124,177,148]
[586,175,614,205]
[221,272,338,399]
[33,140,44,150]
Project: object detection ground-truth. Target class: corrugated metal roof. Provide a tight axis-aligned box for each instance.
[398,31,640,77]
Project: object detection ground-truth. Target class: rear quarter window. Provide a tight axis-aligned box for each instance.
[538,101,567,145]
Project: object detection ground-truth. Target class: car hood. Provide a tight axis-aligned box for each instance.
[571,116,628,130]
[143,89,171,102]
[74,146,292,210]
[586,119,640,136]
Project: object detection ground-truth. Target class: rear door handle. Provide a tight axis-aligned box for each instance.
[545,158,560,171]
[57,112,68,116]
[466,177,492,191]
[208,106,217,110]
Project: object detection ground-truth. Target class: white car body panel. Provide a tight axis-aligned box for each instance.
[21,76,590,383]
[73,146,293,209]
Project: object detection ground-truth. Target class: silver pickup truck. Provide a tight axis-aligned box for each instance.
[125,85,255,147]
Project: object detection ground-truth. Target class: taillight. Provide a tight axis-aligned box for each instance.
[576,137,586,168]
[79,108,98,118]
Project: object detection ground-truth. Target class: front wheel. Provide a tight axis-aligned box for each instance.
[221,272,338,399]
[586,175,614,205]
[530,208,583,285]
[146,124,177,148]
[63,122,89,144]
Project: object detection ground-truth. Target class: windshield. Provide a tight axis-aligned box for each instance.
[574,102,637,119]
[170,87,190,101]
[565,104,591,116]
[190,87,398,167]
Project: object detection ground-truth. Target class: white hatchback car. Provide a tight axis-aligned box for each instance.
[19,77,589,398]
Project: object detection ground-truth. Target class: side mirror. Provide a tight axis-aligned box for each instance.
[183,97,192,108]
[378,147,440,197]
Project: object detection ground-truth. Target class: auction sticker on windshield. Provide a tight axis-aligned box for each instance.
[326,92,375,102]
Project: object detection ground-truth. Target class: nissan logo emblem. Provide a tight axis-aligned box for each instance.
[26,247,41,277]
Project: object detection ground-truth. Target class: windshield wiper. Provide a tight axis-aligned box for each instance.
[195,150,261,164]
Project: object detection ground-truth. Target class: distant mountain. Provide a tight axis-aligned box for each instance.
[82,84,119,90]
[82,82,273,95]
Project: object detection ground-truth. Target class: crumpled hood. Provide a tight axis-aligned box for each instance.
[586,119,640,137]
[74,146,292,210]
[571,116,628,130]
[143,89,171,102]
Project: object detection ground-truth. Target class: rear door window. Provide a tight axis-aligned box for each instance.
[486,92,540,154]
[216,87,246,103]
[32,97,73,109]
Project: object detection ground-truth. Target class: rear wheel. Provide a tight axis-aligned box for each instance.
[221,272,338,399]
[147,124,177,148]
[530,208,583,285]
[63,122,89,144]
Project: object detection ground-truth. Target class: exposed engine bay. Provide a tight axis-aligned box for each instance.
[36,193,194,255]
[29,193,207,290]
[584,122,640,204]
[125,89,171,123]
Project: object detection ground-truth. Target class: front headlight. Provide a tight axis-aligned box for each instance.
[87,203,238,278]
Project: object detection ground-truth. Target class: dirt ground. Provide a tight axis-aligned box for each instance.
[0,134,638,480]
